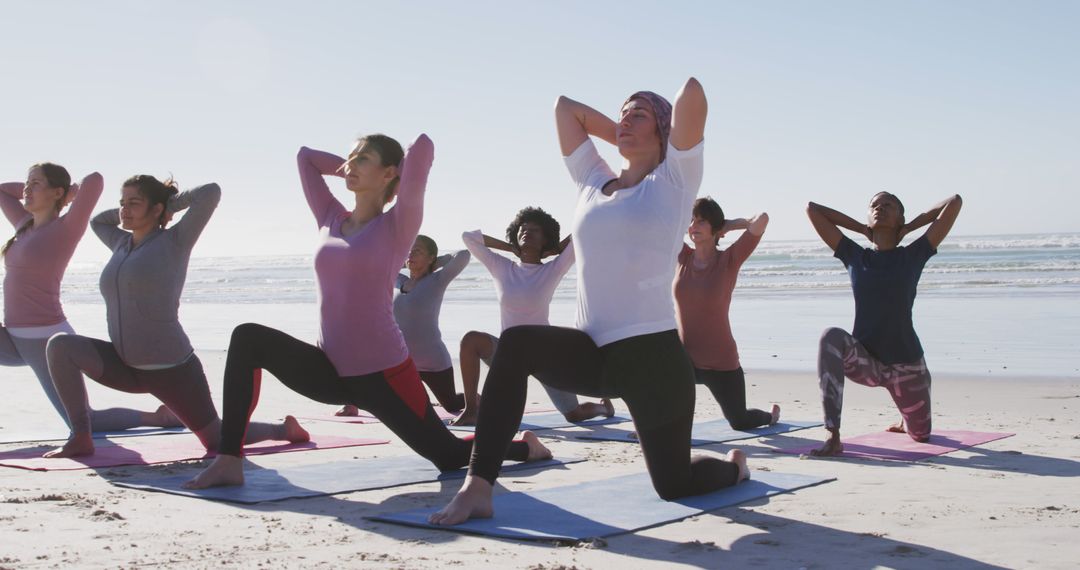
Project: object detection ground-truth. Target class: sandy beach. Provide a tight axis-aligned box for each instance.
[1,351,1076,569]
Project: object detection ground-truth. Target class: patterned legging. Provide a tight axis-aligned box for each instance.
[818,327,932,440]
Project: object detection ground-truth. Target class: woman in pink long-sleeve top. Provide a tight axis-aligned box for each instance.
[0,163,163,432]
[185,133,550,489]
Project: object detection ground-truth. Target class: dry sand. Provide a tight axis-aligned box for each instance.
[1,351,1077,569]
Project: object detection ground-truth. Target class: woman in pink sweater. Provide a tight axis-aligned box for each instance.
[185,134,549,489]
[0,163,167,432]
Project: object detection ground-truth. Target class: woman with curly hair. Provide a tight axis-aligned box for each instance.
[453,206,613,426]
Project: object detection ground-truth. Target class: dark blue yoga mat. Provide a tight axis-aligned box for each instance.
[446,412,632,433]
[0,426,187,445]
[370,470,835,542]
[111,455,585,504]
[576,419,822,446]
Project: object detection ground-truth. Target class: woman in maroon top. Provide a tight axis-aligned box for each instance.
[674,197,778,430]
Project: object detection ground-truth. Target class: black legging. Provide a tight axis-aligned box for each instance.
[419,367,466,413]
[217,323,530,468]
[696,367,772,430]
[469,326,740,500]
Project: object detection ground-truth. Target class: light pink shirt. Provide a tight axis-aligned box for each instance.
[673,232,761,371]
[1,173,103,327]
[298,135,434,376]
[462,230,575,331]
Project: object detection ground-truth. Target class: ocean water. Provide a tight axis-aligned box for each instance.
[43,233,1080,378]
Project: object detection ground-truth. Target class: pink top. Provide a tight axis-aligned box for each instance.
[298,135,434,376]
[672,231,761,371]
[1,173,103,327]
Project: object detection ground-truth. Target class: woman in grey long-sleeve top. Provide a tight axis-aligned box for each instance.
[43,175,308,458]
[336,235,470,416]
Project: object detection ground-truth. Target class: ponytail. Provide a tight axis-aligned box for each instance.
[124,175,179,228]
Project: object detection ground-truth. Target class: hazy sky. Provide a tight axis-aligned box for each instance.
[1,1,1076,263]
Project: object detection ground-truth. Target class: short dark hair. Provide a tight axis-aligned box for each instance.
[692,197,725,243]
[871,191,905,216]
[505,207,560,254]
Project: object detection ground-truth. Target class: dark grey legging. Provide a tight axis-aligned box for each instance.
[469,326,740,500]
[0,327,142,432]
[695,367,772,430]
[46,334,218,435]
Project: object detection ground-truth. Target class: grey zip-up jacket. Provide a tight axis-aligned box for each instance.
[92,183,220,366]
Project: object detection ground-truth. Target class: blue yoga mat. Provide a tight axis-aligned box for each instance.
[576,419,822,446]
[370,470,835,541]
[447,412,632,432]
[0,426,188,445]
[111,455,585,504]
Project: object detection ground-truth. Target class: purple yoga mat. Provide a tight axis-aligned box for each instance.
[0,434,389,471]
[775,430,1014,461]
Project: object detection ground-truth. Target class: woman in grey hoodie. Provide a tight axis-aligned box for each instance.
[42,175,307,458]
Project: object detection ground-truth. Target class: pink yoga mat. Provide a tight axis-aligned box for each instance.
[302,405,557,425]
[776,430,1014,461]
[0,434,389,471]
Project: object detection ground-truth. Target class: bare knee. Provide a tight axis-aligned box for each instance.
[461,331,495,359]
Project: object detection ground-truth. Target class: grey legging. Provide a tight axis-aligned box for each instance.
[0,326,143,432]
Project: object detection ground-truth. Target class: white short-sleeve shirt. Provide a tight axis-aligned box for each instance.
[462,230,576,331]
[565,138,704,346]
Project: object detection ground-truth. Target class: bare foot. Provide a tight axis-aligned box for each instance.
[43,432,94,458]
[726,449,750,482]
[601,398,615,418]
[428,475,494,526]
[810,432,844,457]
[887,418,906,433]
[450,408,478,426]
[182,454,245,489]
[151,405,183,427]
[283,415,310,443]
[521,430,552,461]
[335,404,359,417]
[769,404,781,426]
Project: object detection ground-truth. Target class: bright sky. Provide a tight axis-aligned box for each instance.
[1,1,1076,263]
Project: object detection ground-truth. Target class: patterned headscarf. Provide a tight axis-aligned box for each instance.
[622,91,673,162]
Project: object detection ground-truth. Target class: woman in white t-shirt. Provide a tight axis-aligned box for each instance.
[432,78,749,526]
[452,206,614,426]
